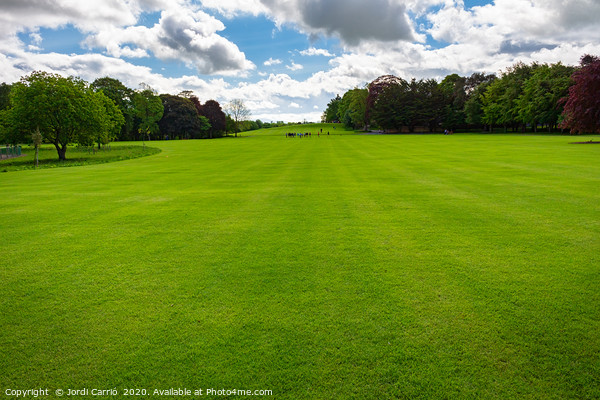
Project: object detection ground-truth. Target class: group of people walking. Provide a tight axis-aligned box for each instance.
[285,129,329,138]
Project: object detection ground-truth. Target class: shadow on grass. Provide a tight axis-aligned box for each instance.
[0,145,161,172]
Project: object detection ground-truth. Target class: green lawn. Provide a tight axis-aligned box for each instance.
[1,132,599,399]
[243,123,357,136]
[0,143,161,172]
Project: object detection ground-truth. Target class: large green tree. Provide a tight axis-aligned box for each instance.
[464,80,493,130]
[482,62,537,132]
[370,79,411,131]
[338,88,368,130]
[481,75,510,131]
[516,63,574,132]
[412,78,445,132]
[439,74,467,130]
[91,77,135,141]
[0,83,12,143]
[133,89,163,141]
[463,73,496,130]
[7,71,123,160]
[94,92,125,148]
[0,83,11,111]
[323,94,342,123]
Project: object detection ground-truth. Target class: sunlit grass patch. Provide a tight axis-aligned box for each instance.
[0,131,598,399]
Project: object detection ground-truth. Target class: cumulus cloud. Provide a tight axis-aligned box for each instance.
[405,0,600,84]
[0,0,164,37]
[258,0,417,45]
[84,5,254,75]
[0,0,254,76]
[426,0,600,54]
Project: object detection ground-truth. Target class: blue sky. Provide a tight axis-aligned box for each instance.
[1,0,599,122]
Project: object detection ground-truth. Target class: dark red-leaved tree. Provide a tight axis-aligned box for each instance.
[559,55,600,134]
[200,100,226,138]
[189,97,226,138]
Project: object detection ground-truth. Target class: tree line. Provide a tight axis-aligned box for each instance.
[0,72,251,160]
[323,55,600,134]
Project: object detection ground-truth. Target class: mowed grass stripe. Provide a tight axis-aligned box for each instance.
[329,135,600,397]
[0,134,599,399]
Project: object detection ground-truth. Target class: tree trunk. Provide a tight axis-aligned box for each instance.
[54,143,67,161]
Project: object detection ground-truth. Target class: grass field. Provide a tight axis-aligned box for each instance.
[1,129,599,399]
[242,123,356,137]
[0,143,161,172]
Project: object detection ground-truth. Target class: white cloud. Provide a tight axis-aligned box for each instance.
[29,32,43,47]
[84,5,254,75]
[245,99,279,110]
[0,0,165,38]
[289,102,301,108]
[264,57,282,66]
[0,1,254,76]
[300,47,334,57]
[253,111,322,123]
[199,0,266,18]
[426,0,600,55]
[286,62,303,71]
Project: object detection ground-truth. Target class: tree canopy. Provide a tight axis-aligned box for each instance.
[327,56,597,135]
[323,94,341,123]
[560,55,600,134]
[6,71,124,160]
[338,88,368,130]
[159,94,210,139]
[193,99,226,138]
[92,77,135,141]
[134,89,164,141]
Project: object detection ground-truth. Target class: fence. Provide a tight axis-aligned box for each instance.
[0,145,22,159]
